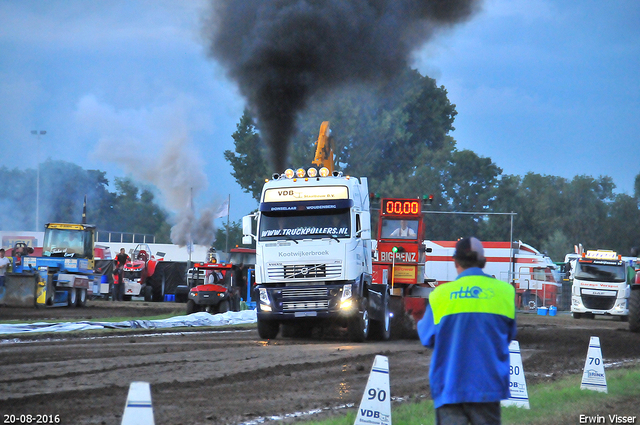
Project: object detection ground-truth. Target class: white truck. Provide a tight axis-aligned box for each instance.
[567,250,630,320]
[242,166,390,342]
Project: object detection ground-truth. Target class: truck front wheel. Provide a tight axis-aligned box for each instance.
[257,318,280,339]
[348,298,370,342]
[370,294,391,341]
[629,289,640,332]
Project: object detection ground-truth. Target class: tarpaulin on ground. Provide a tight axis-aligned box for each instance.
[0,310,257,335]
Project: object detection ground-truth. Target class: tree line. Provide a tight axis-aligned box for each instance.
[4,67,638,259]
[224,68,640,261]
[0,161,171,243]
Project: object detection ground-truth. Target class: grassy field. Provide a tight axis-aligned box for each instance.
[300,366,640,425]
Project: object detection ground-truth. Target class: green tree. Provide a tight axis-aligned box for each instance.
[605,193,640,255]
[213,219,252,251]
[0,160,117,231]
[542,229,571,262]
[562,175,614,248]
[290,68,457,181]
[224,110,269,202]
[109,177,170,242]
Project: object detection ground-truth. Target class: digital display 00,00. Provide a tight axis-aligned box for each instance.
[383,200,420,215]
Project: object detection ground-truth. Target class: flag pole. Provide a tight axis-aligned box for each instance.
[188,187,193,267]
[225,194,230,253]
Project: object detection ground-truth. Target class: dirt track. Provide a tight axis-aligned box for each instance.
[1,301,639,425]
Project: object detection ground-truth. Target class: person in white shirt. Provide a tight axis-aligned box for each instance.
[390,220,416,238]
[0,249,11,288]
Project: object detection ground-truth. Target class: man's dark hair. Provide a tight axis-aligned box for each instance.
[453,237,487,269]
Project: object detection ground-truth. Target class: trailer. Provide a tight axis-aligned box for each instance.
[371,198,561,337]
[424,240,561,309]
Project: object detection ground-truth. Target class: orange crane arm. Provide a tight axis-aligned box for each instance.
[311,121,334,174]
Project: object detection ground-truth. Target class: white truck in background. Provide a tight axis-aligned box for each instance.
[567,250,630,320]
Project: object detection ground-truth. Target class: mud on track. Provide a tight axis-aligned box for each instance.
[1,302,640,425]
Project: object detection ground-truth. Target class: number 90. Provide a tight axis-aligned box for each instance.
[368,388,387,402]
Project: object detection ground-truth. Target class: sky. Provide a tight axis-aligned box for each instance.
[1,0,638,234]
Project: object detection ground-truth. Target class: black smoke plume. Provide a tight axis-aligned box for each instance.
[206,0,481,171]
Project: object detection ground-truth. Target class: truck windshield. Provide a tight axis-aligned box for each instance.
[259,209,351,241]
[43,229,92,259]
[380,218,419,240]
[575,261,626,283]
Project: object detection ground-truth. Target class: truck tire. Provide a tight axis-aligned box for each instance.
[528,296,542,310]
[629,289,640,332]
[143,285,153,302]
[572,312,583,319]
[67,288,77,308]
[186,300,199,315]
[77,288,87,307]
[369,294,391,341]
[151,273,165,302]
[389,296,417,339]
[348,298,370,342]
[46,275,56,306]
[257,318,280,339]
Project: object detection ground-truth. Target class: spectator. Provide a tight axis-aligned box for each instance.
[113,248,130,301]
[417,237,517,425]
[390,220,416,238]
[0,248,10,290]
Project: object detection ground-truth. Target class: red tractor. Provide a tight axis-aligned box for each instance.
[120,244,163,301]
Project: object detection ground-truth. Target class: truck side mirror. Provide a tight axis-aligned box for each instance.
[357,211,371,239]
[242,215,255,245]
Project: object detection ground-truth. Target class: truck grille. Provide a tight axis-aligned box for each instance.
[267,263,342,280]
[581,295,616,311]
[281,287,329,311]
[283,300,329,311]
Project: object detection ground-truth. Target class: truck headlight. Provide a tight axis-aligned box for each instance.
[340,284,353,309]
[259,288,270,305]
[259,288,272,312]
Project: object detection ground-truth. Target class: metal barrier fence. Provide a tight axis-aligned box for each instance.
[496,271,572,310]
[96,231,156,244]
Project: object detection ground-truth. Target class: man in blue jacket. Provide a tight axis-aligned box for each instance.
[418,237,517,424]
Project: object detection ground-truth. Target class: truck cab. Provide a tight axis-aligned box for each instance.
[569,250,629,319]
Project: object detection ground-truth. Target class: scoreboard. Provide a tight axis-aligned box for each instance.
[381,199,421,216]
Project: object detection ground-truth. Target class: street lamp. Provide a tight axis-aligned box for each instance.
[30,130,46,231]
